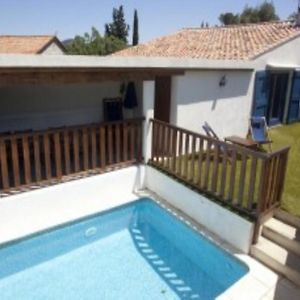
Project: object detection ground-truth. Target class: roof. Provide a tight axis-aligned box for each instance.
[114,21,300,61]
[0,35,66,54]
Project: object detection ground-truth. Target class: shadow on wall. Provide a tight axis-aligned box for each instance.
[171,71,253,124]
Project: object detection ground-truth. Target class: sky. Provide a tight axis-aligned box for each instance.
[0,0,298,43]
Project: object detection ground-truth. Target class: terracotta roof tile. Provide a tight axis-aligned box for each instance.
[0,35,57,54]
[114,21,300,60]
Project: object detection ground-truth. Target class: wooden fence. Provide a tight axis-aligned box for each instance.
[149,118,290,220]
[0,118,144,192]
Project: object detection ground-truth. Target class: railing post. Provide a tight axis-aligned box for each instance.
[276,150,289,205]
[256,159,268,217]
[253,159,268,244]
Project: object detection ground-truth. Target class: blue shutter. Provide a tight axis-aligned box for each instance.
[252,71,270,117]
[288,71,300,123]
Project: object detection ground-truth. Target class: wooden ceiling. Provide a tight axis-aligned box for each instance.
[0,68,185,86]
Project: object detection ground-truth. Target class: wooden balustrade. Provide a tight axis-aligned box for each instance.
[0,118,144,192]
[150,118,290,219]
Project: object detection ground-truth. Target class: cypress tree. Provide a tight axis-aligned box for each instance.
[132,9,139,46]
[105,5,129,44]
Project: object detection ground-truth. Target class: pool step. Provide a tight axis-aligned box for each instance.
[251,211,300,287]
[251,237,300,286]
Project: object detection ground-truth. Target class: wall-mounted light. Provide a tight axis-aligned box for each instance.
[219,75,227,87]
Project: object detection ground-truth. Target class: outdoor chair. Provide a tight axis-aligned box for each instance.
[249,117,272,152]
[202,122,232,163]
[202,122,220,140]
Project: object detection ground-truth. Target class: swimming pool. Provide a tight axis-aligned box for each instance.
[0,198,248,299]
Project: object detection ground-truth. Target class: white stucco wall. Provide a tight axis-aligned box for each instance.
[41,41,65,55]
[171,70,255,138]
[255,35,300,69]
[144,166,254,253]
[0,81,143,132]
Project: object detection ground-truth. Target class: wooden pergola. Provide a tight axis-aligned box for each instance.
[0,67,184,86]
[0,64,184,194]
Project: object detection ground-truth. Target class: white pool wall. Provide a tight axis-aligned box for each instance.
[144,166,254,253]
[0,164,254,253]
[0,166,142,244]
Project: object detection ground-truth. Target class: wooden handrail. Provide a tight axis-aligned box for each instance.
[149,118,290,220]
[150,118,269,159]
[0,118,144,193]
[0,117,145,141]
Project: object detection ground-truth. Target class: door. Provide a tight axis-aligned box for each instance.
[252,71,270,117]
[268,73,289,126]
[288,71,300,123]
[154,76,171,123]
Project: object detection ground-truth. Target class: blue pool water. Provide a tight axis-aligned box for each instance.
[0,198,248,299]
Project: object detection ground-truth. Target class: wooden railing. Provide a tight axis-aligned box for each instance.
[149,118,290,220]
[0,118,144,192]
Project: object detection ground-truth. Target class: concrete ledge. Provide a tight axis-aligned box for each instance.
[144,166,254,253]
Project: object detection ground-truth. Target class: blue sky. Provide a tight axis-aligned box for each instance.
[0,0,298,42]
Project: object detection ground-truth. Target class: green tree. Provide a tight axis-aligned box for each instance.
[219,13,240,25]
[65,27,126,55]
[257,1,279,22]
[240,6,260,24]
[132,9,139,46]
[219,1,279,25]
[288,10,298,21]
[105,5,129,43]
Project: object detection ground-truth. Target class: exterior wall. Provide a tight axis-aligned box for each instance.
[168,36,300,136]
[145,166,254,253]
[171,70,255,138]
[255,35,300,69]
[0,166,143,244]
[41,41,65,55]
[0,81,143,132]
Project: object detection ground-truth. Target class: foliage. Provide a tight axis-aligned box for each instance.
[288,11,298,21]
[219,1,279,25]
[219,13,240,25]
[132,9,139,46]
[65,27,126,55]
[240,6,260,24]
[105,5,129,43]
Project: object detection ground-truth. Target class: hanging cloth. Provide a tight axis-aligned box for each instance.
[123,81,138,109]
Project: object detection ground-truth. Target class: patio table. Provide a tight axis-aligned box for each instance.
[225,135,259,150]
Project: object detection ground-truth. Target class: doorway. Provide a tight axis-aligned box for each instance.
[267,73,289,126]
[154,76,171,123]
